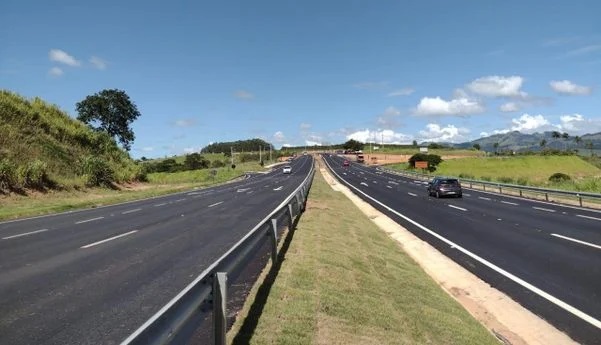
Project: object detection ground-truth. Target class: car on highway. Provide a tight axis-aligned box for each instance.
[343,160,350,167]
[282,165,292,174]
[427,177,462,198]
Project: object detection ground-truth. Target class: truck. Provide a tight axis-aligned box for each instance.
[356,154,365,163]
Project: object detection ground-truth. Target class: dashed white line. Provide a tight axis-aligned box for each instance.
[478,196,491,201]
[386,186,392,189]
[2,229,49,240]
[75,217,104,224]
[388,181,399,185]
[208,201,224,208]
[174,198,186,203]
[154,203,167,207]
[122,208,142,214]
[449,205,467,212]
[360,182,368,187]
[533,207,556,213]
[551,233,601,250]
[501,201,519,206]
[408,192,417,197]
[273,186,283,191]
[576,214,601,221]
[372,181,378,184]
[81,230,138,249]
[238,188,250,193]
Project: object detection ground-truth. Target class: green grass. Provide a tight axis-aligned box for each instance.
[229,171,498,345]
[387,155,601,191]
[0,162,269,221]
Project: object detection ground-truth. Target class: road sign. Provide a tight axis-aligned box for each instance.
[415,161,428,169]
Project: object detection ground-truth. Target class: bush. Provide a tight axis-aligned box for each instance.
[458,173,474,179]
[211,160,226,168]
[80,156,114,187]
[497,176,514,184]
[0,159,17,190]
[549,172,571,183]
[17,160,49,188]
[480,176,492,182]
[516,177,530,186]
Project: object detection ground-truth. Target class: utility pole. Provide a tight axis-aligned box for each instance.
[269,145,272,162]
[259,146,262,162]
[230,147,234,166]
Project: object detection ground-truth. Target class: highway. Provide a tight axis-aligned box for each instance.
[0,155,314,345]
[322,154,601,345]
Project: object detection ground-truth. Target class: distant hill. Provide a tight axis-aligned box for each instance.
[0,90,143,192]
[452,131,601,153]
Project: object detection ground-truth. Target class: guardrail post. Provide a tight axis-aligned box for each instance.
[287,203,294,230]
[498,185,502,194]
[519,190,523,197]
[545,193,549,201]
[270,219,278,264]
[213,272,227,345]
[578,195,582,207]
[483,184,486,191]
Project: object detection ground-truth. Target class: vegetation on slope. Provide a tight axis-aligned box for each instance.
[0,90,144,193]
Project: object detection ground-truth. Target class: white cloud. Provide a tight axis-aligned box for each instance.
[414,96,484,117]
[376,106,402,129]
[353,81,389,90]
[273,131,286,143]
[559,113,601,134]
[346,129,412,144]
[467,75,526,98]
[300,123,311,130]
[89,56,107,70]
[387,88,414,97]
[500,102,520,112]
[418,124,470,143]
[234,90,254,100]
[510,114,552,133]
[49,49,81,66]
[305,140,322,146]
[174,119,197,127]
[48,67,63,76]
[549,80,592,95]
[282,143,292,148]
[183,147,199,154]
[141,147,154,152]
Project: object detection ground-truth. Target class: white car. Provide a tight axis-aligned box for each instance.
[282,166,292,174]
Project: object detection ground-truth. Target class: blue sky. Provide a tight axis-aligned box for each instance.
[2,0,600,158]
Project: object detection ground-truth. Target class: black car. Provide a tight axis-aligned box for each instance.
[427,177,462,198]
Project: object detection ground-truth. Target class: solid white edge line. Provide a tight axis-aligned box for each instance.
[323,157,601,330]
[2,229,49,240]
[208,201,223,208]
[533,207,556,213]
[551,233,601,250]
[122,208,142,215]
[448,205,467,211]
[408,192,417,197]
[81,230,138,249]
[576,214,601,221]
[75,217,104,224]
[501,201,519,206]
[154,203,167,207]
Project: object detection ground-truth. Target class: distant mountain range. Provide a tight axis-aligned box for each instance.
[451,131,601,153]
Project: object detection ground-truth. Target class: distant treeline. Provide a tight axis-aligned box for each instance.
[201,138,274,155]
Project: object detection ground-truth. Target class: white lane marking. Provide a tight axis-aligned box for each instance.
[388,181,399,185]
[373,181,378,184]
[533,207,555,213]
[576,214,601,221]
[208,201,224,208]
[449,205,467,211]
[75,216,104,224]
[186,192,200,196]
[343,172,347,175]
[81,230,138,249]
[551,233,601,250]
[322,158,601,330]
[501,201,519,206]
[122,208,142,215]
[478,196,491,201]
[408,192,417,197]
[387,186,393,189]
[154,203,167,207]
[463,193,471,197]
[360,182,368,187]
[238,188,250,193]
[273,186,283,191]
[174,198,186,203]
[359,172,364,174]
[2,229,49,240]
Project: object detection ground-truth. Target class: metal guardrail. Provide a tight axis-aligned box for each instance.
[378,167,601,208]
[121,162,316,345]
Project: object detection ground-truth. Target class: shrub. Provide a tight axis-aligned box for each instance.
[458,173,474,179]
[211,160,226,168]
[0,159,17,190]
[17,160,49,188]
[480,176,492,182]
[497,176,514,184]
[516,177,530,186]
[80,156,114,187]
[549,172,571,183]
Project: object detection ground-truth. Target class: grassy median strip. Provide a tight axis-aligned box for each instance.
[229,171,499,345]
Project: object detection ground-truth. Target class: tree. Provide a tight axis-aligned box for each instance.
[585,140,594,156]
[342,139,364,152]
[473,143,481,151]
[574,136,582,146]
[540,139,547,149]
[76,89,141,151]
[412,140,418,147]
[408,153,442,172]
[551,131,561,139]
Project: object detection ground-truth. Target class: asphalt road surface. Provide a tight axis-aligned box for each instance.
[323,154,601,345]
[0,155,313,345]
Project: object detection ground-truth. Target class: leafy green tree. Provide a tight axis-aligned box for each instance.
[551,131,561,139]
[76,89,141,151]
[493,142,499,154]
[540,139,547,149]
[184,153,203,170]
[412,140,418,147]
[408,153,443,172]
[473,143,481,151]
[342,139,364,152]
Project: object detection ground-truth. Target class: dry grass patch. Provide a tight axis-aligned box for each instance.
[229,172,499,345]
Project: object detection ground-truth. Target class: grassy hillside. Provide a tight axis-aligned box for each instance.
[0,90,143,192]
